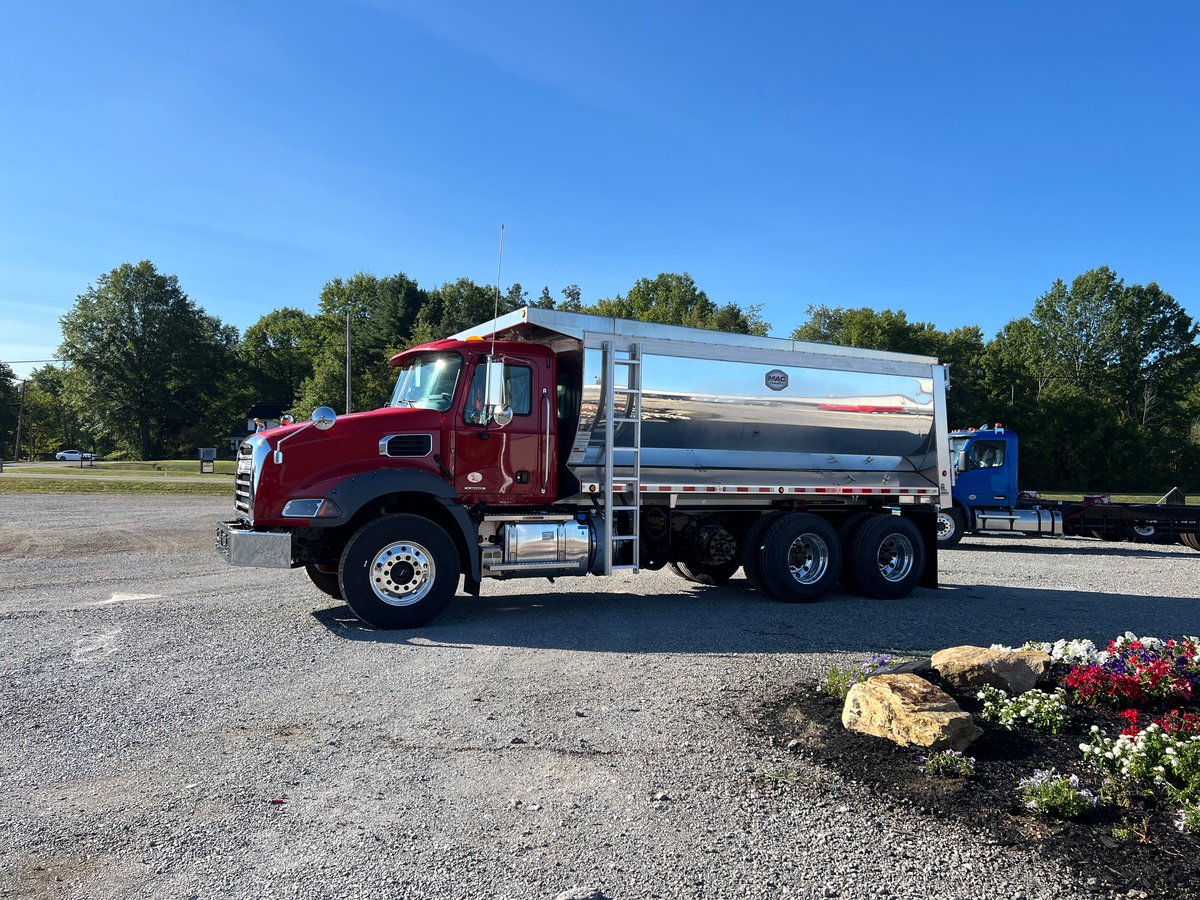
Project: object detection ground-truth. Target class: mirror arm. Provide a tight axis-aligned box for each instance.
[273,420,313,465]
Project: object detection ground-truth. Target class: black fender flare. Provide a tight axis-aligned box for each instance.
[320,469,480,582]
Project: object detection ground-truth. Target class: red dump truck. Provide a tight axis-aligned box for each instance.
[217,308,954,628]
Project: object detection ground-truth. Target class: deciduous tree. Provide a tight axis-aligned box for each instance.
[58,261,237,459]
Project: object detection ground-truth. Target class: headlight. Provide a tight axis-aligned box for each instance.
[281,498,342,518]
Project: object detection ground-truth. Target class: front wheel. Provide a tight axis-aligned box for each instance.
[758,513,842,602]
[339,515,460,629]
[849,515,925,600]
[935,507,966,549]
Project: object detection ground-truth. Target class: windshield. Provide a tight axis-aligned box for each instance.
[390,352,464,412]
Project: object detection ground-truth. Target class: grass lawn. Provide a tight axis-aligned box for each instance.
[0,476,231,495]
[0,459,234,495]
[17,459,237,477]
[1038,490,1197,505]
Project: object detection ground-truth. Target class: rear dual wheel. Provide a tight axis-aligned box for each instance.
[744,511,927,602]
[849,515,925,600]
[740,512,786,595]
[758,513,842,602]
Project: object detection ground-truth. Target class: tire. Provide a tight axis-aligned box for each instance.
[836,511,877,592]
[849,514,925,600]
[1181,533,1200,552]
[305,564,342,599]
[758,513,842,603]
[740,512,785,596]
[668,557,740,586]
[935,507,966,549]
[338,514,460,629]
[1127,523,1163,543]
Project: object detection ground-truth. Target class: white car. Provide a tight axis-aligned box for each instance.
[55,450,98,461]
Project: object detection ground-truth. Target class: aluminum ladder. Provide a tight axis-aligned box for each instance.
[601,340,642,575]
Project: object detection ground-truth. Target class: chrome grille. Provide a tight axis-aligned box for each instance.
[235,441,254,515]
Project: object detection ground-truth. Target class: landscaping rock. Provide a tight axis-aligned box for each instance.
[841,673,982,751]
[931,646,1051,694]
[877,656,933,677]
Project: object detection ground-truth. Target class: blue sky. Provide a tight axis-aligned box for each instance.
[2,1,1198,380]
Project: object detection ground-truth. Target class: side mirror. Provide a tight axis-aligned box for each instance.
[311,407,337,431]
[485,360,506,406]
[483,359,512,427]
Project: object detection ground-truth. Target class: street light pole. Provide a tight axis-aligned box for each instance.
[13,380,26,461]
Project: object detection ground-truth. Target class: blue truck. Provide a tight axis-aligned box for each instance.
[936,425,1200,552]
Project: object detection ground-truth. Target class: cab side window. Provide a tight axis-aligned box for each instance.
[463,362,533,425]
[967,440,1005,469]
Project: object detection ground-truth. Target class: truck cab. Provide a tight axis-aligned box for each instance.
[937,425,1038,546]
[950,425,1018,508]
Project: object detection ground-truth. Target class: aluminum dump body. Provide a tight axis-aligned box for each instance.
[453,308,952,506]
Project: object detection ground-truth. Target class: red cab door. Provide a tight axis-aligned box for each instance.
[454,355,555,503]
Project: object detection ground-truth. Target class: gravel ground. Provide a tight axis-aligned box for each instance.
[1,493,1197,900]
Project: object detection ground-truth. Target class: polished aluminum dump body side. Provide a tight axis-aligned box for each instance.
[453,308,952,506]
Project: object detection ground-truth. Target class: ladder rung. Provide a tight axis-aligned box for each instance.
[611,564,640,572]
[611,536,639,543]
[611,506,640,513]
[614,359,641,366]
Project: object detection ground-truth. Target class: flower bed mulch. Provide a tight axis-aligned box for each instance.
[763,677,1200,899]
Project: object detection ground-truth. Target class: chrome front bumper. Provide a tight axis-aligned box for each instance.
[215,521,294,568]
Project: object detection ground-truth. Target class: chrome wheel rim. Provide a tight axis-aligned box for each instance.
[936,512,956,540]
[877,534,915,582]
[370,541,435,607]
[786,533,829,585]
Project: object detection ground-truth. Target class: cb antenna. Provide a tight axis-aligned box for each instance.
[491,224,504,359]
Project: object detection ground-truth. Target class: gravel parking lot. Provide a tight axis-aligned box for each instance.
[1,493,1197,900]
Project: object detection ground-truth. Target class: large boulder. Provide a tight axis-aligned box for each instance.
[841,674,982,752]
[931,645,1051,695]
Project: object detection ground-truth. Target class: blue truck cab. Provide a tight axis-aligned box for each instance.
[949,425,1018,509]
[938,424,1044,545]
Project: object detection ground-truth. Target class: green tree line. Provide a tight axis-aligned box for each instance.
[2,261,1197,492]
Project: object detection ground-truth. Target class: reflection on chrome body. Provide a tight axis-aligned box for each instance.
[569,347,940,494]
[452,308,950,502]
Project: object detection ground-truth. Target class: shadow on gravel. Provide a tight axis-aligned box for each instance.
[310,578,1199,656]
[954,538,1199,560]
